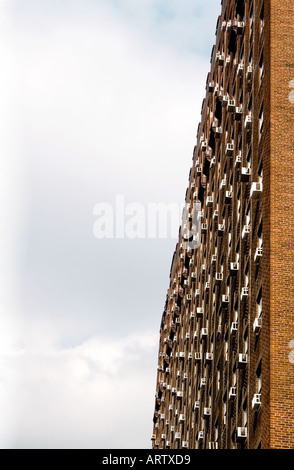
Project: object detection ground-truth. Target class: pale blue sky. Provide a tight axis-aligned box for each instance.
[0,0,221,449]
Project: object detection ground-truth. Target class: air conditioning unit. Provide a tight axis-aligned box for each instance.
[179,352,185,359]
[229,387,236,400]
[220,178,227,190]
[213,209,219,220]
[244,113,252,129]
[166,368,170,374]
[235,107,243,120]
[206,195,214,207]
[237,427,247,442]
[160,413,165,421]
[182,441,188,448]
[231,322,238,334]
[196,167,202,175]
[200,378,206,387]
[212,254,217,264]
[226,143,234,156]
[254,247,263,262]
[226,21,232,32]
[246,65,253,79]
[154,440,159,446]
[161,434,166,441]
[217,324,222,337]
[215,126,222,138]
[230,262,239,275]
[182,374,188,382]
[217,54,225,66]
[250,182,263,199]
[208,81,214,93]
[179,414,185,423]
[201,141,207,152]
[253,317,262,334]
[222,94,229,107]
[197,307,204,317]
[203,407,211,418]
[242,224,250,239]
[172,387,177,394]
[237,63,244,76]
[198,431,204,440]
[183,279,189,288]
[188,352,193,360]
[222,295,229,305]
[241,287,249,302]
[221,21,226,31]
[151,434,156,441]
[195,289,200,298]
[235,154,242,168]
[215,272,223,283]
[195,352,201,361]
[175,317,181,324]
[225,190,232,203]
[227,99,235,112]
[169,404,173,412]
[237,21,245,34]
[201,328,208,340]
[201,223,208,232]
[205,282,210,291]
[241,166,251,182]
[166,441,171,447]
[205,352,213,363]
[252,393,261,410]
[237,353,248,369]
[191,272,197,280]
[177,391,184,398]
[185,333,190,341]
[186,294,192,301]
[175,432,181,440]
[209,442,219,449]
[218,224,225,236]
[194,400,200,409]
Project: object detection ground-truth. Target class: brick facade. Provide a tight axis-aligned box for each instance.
[151,0,294,449]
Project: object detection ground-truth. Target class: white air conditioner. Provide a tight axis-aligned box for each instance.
[161,434,166,441]
[200,378,206,387]
[175,432,181,440]
[226,21,231,32]
[252,393,261,410]
[241,166,251,182]
[172,387,177,394]
[244,113,252,129]
[217,54,225,66]
[235,154,242,168]
[188,352,193,360]
[186,294,192,301]
[198,431,204,440]
[206,195,214,207]
[237,353,248,369]
[203,407,211,418]
[201,141,207,152]
[151,434,156,441]
[230,262,239,274]
[241,287,249,301]
[237,21,245,34]
[254,247,263,262]
[209,442,219,449]
[170,426,175,433]
[237,63,244,76]
[201,223,208,232]
[212,254,217,265]
[185,332,190,341]
[242,225,250,239]
[218,224,225,235]
[166,368,170,374]
[154,440,159,446]
[195,289,200,298]
[226,143,234,156]
[169,404,173,411]
[177,391,184,398]
[205,352,213,362]
[253,317,262,334]
[166,441,171,447]
[246,65,253,79]
[197,307,204,317]
[225,190,232,203]
[160,413,165,421]
[222,94,229,106]
[208,81,214,93]
[182,441,188,448]
[194,401,200,409]
[235,107,243,120]
[221,21,226,31]
[215,126,222,138]
[195,352,201,361]
[179,414,185,423]
[215,272,223,283]
[182,374,188,382]
[222,295,229,305]
[250,182,263,199]
[191,272,197,280]
[175,318,180,324]
[205,282,210,291]
[220,178,227,190]
[237,427,247,441]
[179,352,185,359]
[227,99,235,112]
[201,328,208,339]
[229,387,236,400]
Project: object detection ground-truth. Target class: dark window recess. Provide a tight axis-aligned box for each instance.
[215,97,222,122]
[228,29,237,55]
[203,155,211,178]
[209,129,216,152]
[236,0,245,19]
[198,185,205,204]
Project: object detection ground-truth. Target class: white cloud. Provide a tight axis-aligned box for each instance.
[0,330,158,449]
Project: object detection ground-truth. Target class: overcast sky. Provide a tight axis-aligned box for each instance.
[0,0,221,449]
